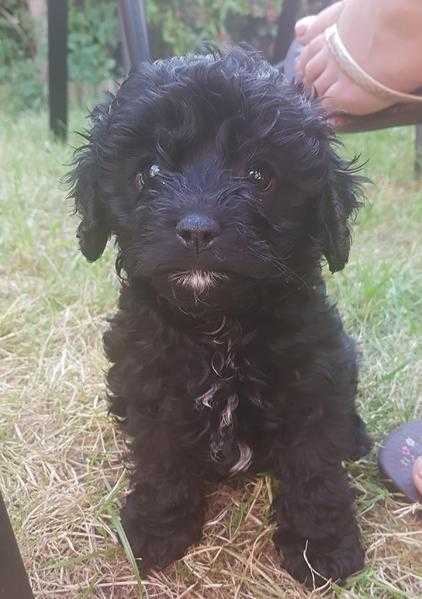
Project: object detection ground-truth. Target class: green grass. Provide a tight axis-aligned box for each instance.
[0,110,421,598]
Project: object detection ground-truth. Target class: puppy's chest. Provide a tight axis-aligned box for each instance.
[188,327,277,471]
[193,332,269,411]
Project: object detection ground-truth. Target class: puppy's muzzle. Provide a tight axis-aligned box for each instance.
[176,213,220,254]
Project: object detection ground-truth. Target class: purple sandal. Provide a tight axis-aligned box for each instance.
[378,420,422,503]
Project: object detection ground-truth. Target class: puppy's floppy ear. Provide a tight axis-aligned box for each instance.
[319,152,364,273]
[68,101,112,262]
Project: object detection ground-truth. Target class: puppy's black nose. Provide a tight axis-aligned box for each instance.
[176,214,220,252]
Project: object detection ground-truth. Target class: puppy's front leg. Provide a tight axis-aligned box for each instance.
[120,427,204,574]
[271,437,364,586]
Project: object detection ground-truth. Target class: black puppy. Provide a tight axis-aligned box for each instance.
[69,48,372,586]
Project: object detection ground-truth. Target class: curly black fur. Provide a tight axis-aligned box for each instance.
[68,47,372,586]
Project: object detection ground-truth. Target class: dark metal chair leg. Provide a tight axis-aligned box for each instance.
[0,492,34,598]
[47,0,68,141]
[272,0,300,64]
[118,0,150,71]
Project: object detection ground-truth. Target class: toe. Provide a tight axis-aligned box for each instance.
[295,16,317,42]
[314,63,340,100]
[321,77,391,116]
[296,34,325,79]
[320,80,350,114]
[302,46,332,90]
[412,456,422,496]
[296,1,344,45]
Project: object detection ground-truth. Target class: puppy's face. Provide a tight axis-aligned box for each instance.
[69,49,362,308]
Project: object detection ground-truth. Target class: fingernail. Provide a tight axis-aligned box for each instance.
[295,22,307,39]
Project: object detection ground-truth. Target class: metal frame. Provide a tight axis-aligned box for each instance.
[48,0,150,140]
[0,493,34,598]
[272,0,300,64]
[48,0,68,141]
[118,0,150,73]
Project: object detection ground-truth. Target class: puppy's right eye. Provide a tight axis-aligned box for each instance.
[134,164,160,191]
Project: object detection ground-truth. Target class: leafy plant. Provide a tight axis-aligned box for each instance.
[0,0,45,111]
[147,0,282,57]
[0,0,286,112]
[68,0,120,88]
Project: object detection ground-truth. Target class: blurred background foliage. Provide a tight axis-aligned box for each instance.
[0,0,325,112]
[0,0,46,110]
[0,0,286,111]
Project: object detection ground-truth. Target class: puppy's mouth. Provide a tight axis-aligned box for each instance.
[168,270,229,294]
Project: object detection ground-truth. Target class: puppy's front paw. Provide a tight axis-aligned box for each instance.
[275,532,365,587]
[120,507,202,574]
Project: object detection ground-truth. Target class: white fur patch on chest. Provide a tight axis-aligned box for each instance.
[195,383,221,408]
[230,442,253,474]
[191,316,264,475]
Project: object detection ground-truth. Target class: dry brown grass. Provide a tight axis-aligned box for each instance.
[1,114,421,598]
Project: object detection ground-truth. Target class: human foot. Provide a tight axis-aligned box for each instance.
[413,457,422,497]
[378,421,422,503]
[295,0,422,117]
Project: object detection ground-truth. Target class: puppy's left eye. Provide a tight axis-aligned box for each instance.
[134,164,160,191]
[247,164,274,192]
